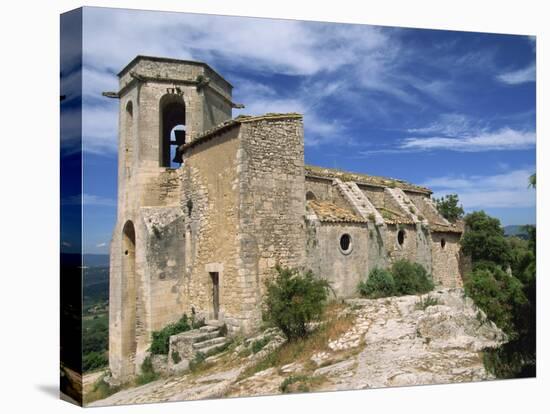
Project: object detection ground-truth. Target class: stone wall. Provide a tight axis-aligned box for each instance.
[305,220,369,298]
[236,115,306,331]
[118,57,232,139]
[181,127,241,328]
[431,232,463,288]
[305,177,333,201]
[361,186,386,209]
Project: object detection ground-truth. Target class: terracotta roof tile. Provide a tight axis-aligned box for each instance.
[307,200,366,223]
[305,165,431,195]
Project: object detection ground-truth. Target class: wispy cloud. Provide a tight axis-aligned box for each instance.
[423,167,536,209]
[401,127,535,152]
[96,242,107,248]
[78,8,535,157]
[82,104,118,154]
[407,113,483,137]
[232,77,348,146]
[497,64,536,85]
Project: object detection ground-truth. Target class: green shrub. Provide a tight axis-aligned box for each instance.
[135,356,159,385]
[391,260,434,295]
[358,268,395,298]
[279,375,324,393]
[263,266,330,341]
[464,266,526,336]
[149,314,203,355]
[171,350,181,364]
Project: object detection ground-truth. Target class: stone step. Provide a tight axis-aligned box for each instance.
[192,336,226,350]
[174,329,219,344]
[206,319,225,328]
[197,339,230,356]
[199,325,219,333]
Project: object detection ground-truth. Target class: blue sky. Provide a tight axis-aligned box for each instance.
[69,7,535,254]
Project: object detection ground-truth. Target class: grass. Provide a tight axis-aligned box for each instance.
[135,356,160,385]
[415,295,440,310]
[279,374,326,393]
[83,373,120,405]
[251,336,272,354]
[239,302,355,379]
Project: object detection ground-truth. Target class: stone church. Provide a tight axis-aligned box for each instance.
[109,56,465,380]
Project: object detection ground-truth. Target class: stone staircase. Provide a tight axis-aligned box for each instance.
[169,321,230,367]
[333,178,385,225]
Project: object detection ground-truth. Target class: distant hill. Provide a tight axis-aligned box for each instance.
[503,225,532,239]
[60,253,110,267]
[84,254,109,267]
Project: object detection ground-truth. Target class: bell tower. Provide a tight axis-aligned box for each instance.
[108,56,234,381]
[110,55,236,213]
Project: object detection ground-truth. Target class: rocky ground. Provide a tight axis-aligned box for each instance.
[88,288,506,407]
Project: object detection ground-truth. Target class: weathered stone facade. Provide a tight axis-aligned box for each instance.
[109,56,465,381]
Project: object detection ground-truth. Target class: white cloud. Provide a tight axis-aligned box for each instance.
[78,7,532,156]
[82,103,119,154]
[407,113,480,136]
[231,76,348,146]
[400,127,535,152]
[497,64,536,85]
[96,242,107,248]
[422,168,536,209]
[83,9,390,77]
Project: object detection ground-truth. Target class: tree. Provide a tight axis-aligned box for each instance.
[461,201,536,378]
[263,266,330,341]
[434,194,464,222]
[461,211,511,264]
[528,173,536,189]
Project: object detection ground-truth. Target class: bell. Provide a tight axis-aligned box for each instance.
[172,130,186,164]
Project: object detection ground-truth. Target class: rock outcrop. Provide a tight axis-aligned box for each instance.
[89,288,506,406]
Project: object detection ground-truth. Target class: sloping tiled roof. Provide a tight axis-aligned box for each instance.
[307,200,367,223]
[305,165,431,195]
[377,207,415,225]
[430,221,464,233]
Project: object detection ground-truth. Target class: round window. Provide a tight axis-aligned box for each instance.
[397,229,405,246]
[339,234,352,254]
[441,238,446,249]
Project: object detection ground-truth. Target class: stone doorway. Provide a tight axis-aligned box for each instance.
[210,272,220,320]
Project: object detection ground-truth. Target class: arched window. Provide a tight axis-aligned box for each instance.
[397,229,405,246]
[124,101,134,176]
[306,191,317,201]
[160,97,186,168]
